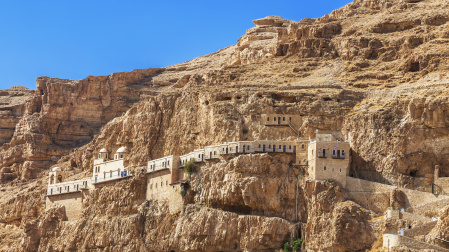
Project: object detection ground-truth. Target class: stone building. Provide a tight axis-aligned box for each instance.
[147,155,184,213]
[46,147,131,220]
[307,133,350,187]
[46,136,352,219]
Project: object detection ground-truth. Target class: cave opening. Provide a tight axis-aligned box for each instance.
[409,62,420,72]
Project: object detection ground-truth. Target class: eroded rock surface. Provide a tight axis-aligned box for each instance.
[2,0,449,250]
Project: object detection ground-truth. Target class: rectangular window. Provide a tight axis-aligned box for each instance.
[274,117,276,121]
[289,117,292,121]
[302,144,304,149]
[289,145,291,150]
[324,166,326,171]
[269,145,271,148]
[283,117,285,121]
[267,117,269,121]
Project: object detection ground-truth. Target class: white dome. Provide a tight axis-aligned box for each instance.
[99,148,108,153]
[116,146,128,153]
[52,167,61,172]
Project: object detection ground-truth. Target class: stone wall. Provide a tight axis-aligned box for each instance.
[383,234,449,251]
[46,191,85,220]
[435,177,449,194]
[146,168,184,213]
[403,220,437,239]
[346,177,449,214]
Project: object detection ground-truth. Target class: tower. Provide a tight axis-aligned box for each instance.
[98,148,108,160]
[48,167,64,185]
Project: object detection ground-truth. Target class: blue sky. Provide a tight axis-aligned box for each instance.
[0,0,351,90]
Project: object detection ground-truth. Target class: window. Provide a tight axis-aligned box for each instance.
[289,145,291,150]
[98,154,101,158]
[274,117,276,121]
[289,117,292,121]
[333,149,336,155]
[214,151,216,155]
[155,183,157,188]
[259,144,261,148]
[283,117,285,121]
[279,145,281,149]
[110,171,112,177]
[121,154,123,158]
[168,160,170,166]
[199,154,201,158]
[267,117,269,121]
[166,181,168,185]
[161,182,163,187]
[269,145,271,148]
[324,166,326,170]
[340,168,342,173]
[342,150,345,156]
[302,144,304,149]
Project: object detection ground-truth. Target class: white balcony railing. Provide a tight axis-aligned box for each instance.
[47,180,88,196]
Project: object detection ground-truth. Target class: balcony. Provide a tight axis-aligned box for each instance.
[332,154,345,159]
[317,153,327,158]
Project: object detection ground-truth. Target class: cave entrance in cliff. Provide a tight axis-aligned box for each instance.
[409,62,420,72]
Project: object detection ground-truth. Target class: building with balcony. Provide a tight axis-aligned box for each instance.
[307,134,350,187]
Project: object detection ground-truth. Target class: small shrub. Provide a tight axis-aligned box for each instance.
[184,158,195,174]
[180,188,186,197]
[283,238,303,252]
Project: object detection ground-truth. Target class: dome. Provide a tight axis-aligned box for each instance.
[99,148,108,153]
[52,167,61,172]
[116,146,128,153]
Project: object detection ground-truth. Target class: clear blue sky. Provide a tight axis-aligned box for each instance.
[0,0,351,90]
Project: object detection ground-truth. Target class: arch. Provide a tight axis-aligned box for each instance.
[57,175,63,183]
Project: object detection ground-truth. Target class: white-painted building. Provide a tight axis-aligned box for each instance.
[148,155,178,173]
[93,147,131,184]
[204,144,221,159]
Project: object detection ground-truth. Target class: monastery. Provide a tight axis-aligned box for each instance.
[45,114,449,250]
[46,118,351,219]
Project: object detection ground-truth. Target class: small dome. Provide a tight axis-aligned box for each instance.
[116,146,128,153]
[99,148,108,153]
[52,167,61,172]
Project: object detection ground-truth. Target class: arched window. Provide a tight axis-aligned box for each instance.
[50,175,55,184]
[57,175,63,183]
[324,166,326,171]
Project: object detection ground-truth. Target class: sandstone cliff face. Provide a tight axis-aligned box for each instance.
[2,0,449,250]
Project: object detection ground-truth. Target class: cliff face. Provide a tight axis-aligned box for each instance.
[1,0,449,250]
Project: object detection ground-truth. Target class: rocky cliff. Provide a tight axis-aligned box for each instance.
[2,0,449,251]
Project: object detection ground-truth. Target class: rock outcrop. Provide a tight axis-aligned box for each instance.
[1,0,449,250]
